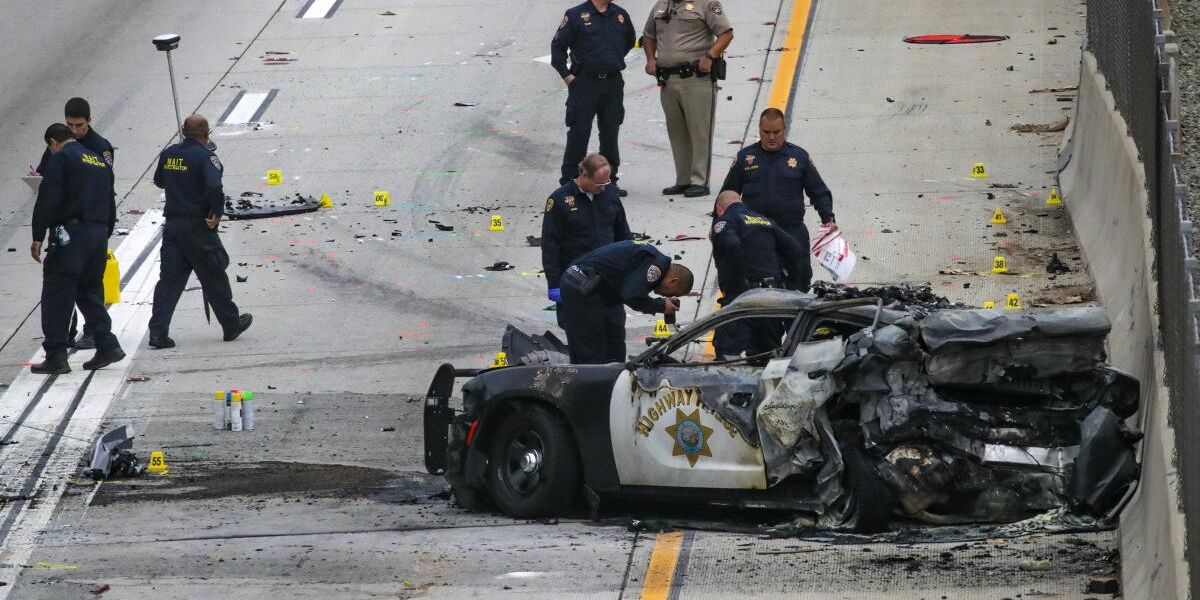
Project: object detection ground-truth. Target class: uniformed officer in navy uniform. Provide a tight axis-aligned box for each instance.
[551,0,636,195]
[148,114,252,349]
[542,153,633,320]
[721,108,836,292]
[559,241,693,364]
[30,98,115,351]
[29,124,124,374]
[710,191,807,358]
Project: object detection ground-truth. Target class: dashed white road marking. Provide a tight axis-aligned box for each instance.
[218,90,278,125]
[298,0,341,19]
[0,210,163,599]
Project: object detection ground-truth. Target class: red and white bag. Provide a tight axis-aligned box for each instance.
[810,224,857,281]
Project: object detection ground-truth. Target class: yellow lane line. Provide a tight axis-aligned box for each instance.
[647,2,815,596]
[638,530,684,600]
[766,0,815,111]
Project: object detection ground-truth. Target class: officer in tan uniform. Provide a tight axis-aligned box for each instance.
[642,0,733,198]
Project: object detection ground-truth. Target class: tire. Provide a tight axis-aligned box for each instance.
[486,404,580,518]
[838,439,896,533]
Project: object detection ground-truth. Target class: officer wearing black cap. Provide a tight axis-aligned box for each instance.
[30,98,116,351]
[722,108,836,292]
[29,123,124,374]
[148,114,252,349]
[542,153,632,317]
[559,241,693,364]
[551,0,636,195]
[710,191,807,358]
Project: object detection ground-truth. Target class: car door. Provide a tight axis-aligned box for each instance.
[608,312,800,490]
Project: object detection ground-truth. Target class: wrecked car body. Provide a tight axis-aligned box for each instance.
[424,289,1141,532]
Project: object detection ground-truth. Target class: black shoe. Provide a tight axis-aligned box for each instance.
[662,184,689,195]
[683,185,711,198]
[149,335,176,349]
[83,348,126,371]
[223,313,253,342]
[617,188,628,197]
[31,351,70,375]
[74,333,96,350]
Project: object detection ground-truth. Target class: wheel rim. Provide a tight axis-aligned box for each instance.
[502,429,546,496]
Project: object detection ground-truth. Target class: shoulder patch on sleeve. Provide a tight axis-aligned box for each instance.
[646,264,663,283]
[713,221,727,233]
[559,13,569,29]
[102,150,113,166]
[708,0,724,15]
[210,155,223,170]
[545,197,555,213]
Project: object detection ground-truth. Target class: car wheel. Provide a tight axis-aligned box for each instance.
[838,439,896,533]
[486,404,580,518]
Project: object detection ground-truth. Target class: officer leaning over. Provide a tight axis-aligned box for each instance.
[31,97,116,351]
[643,0,733,198]
[542,153,633,318]
[721,108,836,292]
[148,114,252,349]
[559,241,693,364]
[551,0,636,195]
[29,124,125,374]
[710,190,807,358]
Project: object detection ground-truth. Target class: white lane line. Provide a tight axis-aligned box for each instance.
[218,90,278,125]
[0,211,162,599]
[298,0,341,19]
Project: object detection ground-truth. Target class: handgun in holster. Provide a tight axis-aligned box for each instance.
[566,265,603,296]
[711,57,727,81]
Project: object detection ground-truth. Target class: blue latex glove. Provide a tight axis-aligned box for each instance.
[548,288,561,303]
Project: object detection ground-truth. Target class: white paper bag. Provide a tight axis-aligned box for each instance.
[810,225,857,281]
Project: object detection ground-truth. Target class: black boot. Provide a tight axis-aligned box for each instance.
[148,335,176,349]
[31,351,71,375]
[223,313,253,342]
[83,348,126,371]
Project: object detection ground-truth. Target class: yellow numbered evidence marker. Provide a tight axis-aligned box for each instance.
[991,256,1009,274]
[970,162,989,179]
[489,215,505,232]
[1046,187,1063,206]
[103,249,120,304]
[147,450,169,474]
[990,208,1006,225]
[983,301,997,309]
[653,319,671,338]
[319,193,333,208]
[491,352,509,368]
[1006,293,1022,310]
[373,190,390,206]
[266,170,283,185]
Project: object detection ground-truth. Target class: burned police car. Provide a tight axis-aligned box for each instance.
[424,289,1141,532]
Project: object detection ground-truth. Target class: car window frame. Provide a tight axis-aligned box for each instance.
[635,307,803,367]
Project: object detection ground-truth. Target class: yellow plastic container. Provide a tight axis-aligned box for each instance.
[103,249,120,304]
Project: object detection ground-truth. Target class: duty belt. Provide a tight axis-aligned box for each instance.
[574,67,622,79]
[751,277,782,289]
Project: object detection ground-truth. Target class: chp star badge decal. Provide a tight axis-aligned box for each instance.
[664,408,713,467]
[787,157,798,168]
[745,154,755,165]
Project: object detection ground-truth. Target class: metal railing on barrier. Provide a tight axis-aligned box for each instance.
[1152,3,1200,598]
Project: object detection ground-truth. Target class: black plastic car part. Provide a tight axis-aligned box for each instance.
[424,363,479,476]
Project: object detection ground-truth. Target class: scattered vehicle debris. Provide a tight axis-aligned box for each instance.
[526,236,542,247]
[87,426,141,480]
[225,193,320,220]
[483,261,514,272]
[425,290,1140,533]
[500,325,569,366]
[1010,115,1069,133]
[453,101,479,107]
[903,34,1010,44]
[126,375,151,383]
[1046,253,1071,274]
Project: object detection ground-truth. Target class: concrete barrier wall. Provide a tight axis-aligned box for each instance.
[1060,51,1190,600]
